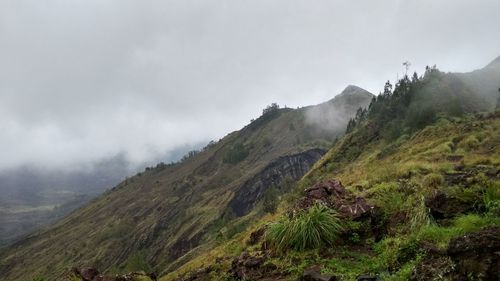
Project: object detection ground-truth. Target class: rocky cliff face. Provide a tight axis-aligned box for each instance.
[229,148,326,216]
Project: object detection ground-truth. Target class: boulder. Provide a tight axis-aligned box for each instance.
[447,226,500,280]
[356,275,380,281]
[69,267,155,281]
[301,265,337,281]
[297,180,373,219]
[230,251,275,280]
[72,267,100,281]
[248,227,265,246]
[425,191,474,220]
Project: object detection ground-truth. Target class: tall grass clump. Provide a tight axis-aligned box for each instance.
[483,181,500,216]
[266,204,342,251]
[422,172,444,189]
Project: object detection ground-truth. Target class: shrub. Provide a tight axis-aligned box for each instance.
[124,251,152,273]
[483,181,500,216]
[266,204,342,251]
[262,187,278,214]
[422,173,444,189]
[457,135,480,151]
[223,143,249,164]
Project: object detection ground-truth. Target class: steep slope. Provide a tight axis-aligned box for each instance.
[163,112,500,281]
[0,157,130,248]
[0,88,373,281]
[304,85,373,136]
[455,55,500,110]
[158,59,500,281]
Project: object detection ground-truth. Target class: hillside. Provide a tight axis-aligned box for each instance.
[0,87,373,281]
[156,60,500,281]
[1,57,499,281]
[164,110,500,281]
[0,157,131,248]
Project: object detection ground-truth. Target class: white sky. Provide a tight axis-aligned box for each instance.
[1,0,499,170]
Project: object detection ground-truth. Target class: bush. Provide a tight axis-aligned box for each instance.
[483,181,500,216]
[266,204,342,251]
[124,251,152,273]
[223,143,249,164]
[457,135,480,151]
[262,187,278,214]
[422,173,444,189]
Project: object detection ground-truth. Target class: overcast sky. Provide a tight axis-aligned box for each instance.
[1,0,499,171]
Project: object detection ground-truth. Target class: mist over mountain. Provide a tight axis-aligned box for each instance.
[0,1,499,280]
[0,85,374,280]
[305,85,373,134]
[455,55,500,110]
[0,144,201,248]
[1,0,499,173]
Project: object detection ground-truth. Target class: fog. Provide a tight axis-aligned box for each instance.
[1,0,499,171]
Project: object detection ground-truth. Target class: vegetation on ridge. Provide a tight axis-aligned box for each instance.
[159,64,500,281]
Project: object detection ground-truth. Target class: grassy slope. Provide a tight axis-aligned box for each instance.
[0,90,373,281]
[161,111,500,281]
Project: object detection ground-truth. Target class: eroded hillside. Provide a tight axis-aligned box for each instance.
[0,88,373,281]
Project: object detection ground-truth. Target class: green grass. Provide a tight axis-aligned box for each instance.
[483,180,500,216]
[415,214,500,249]
[266,204,342,251]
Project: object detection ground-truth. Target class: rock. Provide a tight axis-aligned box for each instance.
[296,180,373,219]
[69,267,155,281]
[72,267,100,281]
[356,275,380,281]
[447,226,500,280]
[92,275,127,281]
[410,254,453,281]
[486,167,499,177]
[248,227,265,245]
[425,191,474,220]
[444,172,470,186]
[301,265,337,281]
[228,252,283,280]
[175,267,212,281]
[229,149,326,216]
[446,155,463,162]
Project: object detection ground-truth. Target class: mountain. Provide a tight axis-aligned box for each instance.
[157,58,500,281]
[304,85,373,136]
[0,145,204,249]
[455,55,500,110]
[0,156,130,248]
[2,56,499,281]
[0,87,373,281]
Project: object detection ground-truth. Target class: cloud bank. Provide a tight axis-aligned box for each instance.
[1,0,499,170]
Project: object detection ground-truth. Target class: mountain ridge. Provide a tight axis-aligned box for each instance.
[0,87,374,281]
[1,56,499,281]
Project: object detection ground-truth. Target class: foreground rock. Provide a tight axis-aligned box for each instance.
[447,226,500,280]
[301,265,337,281]
[296,180,374,219]
[229,251,282,280]
[411,226,500,280]
[68,267,156,281]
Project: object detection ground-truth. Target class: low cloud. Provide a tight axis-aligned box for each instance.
[0,0,499,170]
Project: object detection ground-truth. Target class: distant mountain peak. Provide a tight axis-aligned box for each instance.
[340,85,369,95]
[329,85,373,104]
[485,55,500,69]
